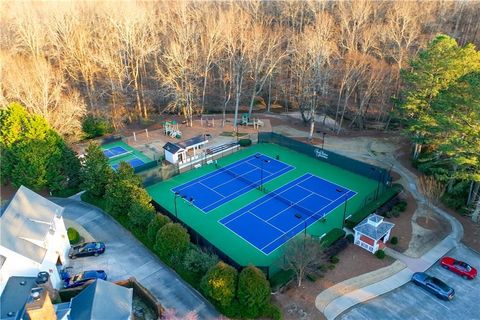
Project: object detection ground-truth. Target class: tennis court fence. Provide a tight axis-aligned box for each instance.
[258,132,391,185]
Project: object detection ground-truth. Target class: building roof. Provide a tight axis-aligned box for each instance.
[354,214,395,241]
[69,280,133,320]
[0,185,64,263]
[178,135,207,148]
[163,142,183,154]
[0,276,37,320]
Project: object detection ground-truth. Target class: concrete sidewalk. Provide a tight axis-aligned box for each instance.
[317,154,464,320]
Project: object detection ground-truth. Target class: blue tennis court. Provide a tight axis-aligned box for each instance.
[111,157,145,170]
[219,173,357,255]
[172,153,294,213]
[103,146,129,158]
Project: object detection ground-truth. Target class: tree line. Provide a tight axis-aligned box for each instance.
[1,0,479,137]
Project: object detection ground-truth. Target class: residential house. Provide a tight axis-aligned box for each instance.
[0,186,70,293]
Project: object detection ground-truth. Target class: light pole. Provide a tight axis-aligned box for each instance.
[370,167,382,200]
[255,154,271,190]
[321,132,327,150]
[342,193,348,229]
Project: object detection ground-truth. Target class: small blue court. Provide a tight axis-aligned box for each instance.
[111,158,145,170]
[103,146,130,158]
[219,173,357,255]
[172,153,294,213]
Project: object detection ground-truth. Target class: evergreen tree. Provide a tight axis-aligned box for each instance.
[81,142,113,198]
[237,265,271,318]
[200,261,238,308]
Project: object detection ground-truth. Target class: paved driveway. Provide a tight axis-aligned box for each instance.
[52,198,219,319]
[338,244,480,320]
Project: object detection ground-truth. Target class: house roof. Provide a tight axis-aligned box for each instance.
[163,142,183,154]
[0,185,64,264]
[354,214,394,241]
[178,135,207,148]
[69,280,133,320]
[0,276,37,320]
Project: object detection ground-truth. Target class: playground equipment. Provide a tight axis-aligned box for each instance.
[240,113,264,129]
[163,121,182,138]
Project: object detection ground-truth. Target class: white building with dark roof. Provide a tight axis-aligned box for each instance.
[0,186,70,294]
[353,214,395,253]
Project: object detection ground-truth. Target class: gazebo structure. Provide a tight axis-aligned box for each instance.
[353,214,394,254]
[163,135,208,166]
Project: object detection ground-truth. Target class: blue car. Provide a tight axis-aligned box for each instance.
[69,242,105,259]
[411,272,455,300]
[65,270,107,288]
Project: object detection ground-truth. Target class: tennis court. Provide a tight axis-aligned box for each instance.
[220,173,356,254]
[172,153,294,212]
[147,142,381,272]
[101,141,153,171]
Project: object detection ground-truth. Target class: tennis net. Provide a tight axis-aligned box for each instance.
[263,188,320,220]
[217,165,260,189]
[108,150,133,160]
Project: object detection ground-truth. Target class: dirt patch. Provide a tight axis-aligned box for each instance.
[416,216,442,230]
[273,245,395,320]
[388,189,416,253]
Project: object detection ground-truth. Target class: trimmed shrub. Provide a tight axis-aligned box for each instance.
[346,234,354,243]
[237,266,271,318]
[306,273,317,282]
[238,139,252,147]
[320,228,346,248]
[147,214,171,244]
[327,264,336,270]
[269,269,294,292]
[396,200,408,212]
[67,227,80,244]
[324,238,349,258]
[330,256,340,264]
[390,236,398,245]
[375,250,386,259]
[154,223,190,265]
[261,303,282,320]
[183,246,219,276]
[391,206,401,217]
[201,261,238,308]
[82,115,112,139]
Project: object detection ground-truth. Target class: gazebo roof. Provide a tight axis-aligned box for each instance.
[354,214,394,241]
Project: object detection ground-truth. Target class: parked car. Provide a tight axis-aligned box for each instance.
[411,272,455,300]
[441,256,477,280]
[65,270,107,288]
[69,242,105,259]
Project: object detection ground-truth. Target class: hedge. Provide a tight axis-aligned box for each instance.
[269,269,295,292]
[320,228,346,248]
[67,227,80,245]
[345,184,403,228]
[238,139,252,147]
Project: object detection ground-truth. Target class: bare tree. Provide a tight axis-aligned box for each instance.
[418,175,445,224]
[283,236,324,287]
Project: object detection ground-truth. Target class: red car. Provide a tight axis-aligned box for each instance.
[440,257,477,280]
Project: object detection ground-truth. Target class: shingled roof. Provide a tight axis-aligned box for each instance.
[0,186,64,263]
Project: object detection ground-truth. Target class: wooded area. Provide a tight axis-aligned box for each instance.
[1,0,479,136]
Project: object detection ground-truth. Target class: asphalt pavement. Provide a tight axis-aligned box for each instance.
[51,197,219,319]
[338,243,480,320]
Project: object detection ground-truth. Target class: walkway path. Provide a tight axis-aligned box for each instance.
[315,148,464,320]
[52,196,220,319]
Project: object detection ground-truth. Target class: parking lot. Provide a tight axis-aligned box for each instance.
[339,244,480,320]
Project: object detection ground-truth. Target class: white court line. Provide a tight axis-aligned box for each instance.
[297,184,333,202]
[202,162,294,213]
[249,211,285,233]
[260,186,356,252]
[199,182,224,197]
[172,154,257,193]
[212,165,262,191]
[264,193,314,223]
